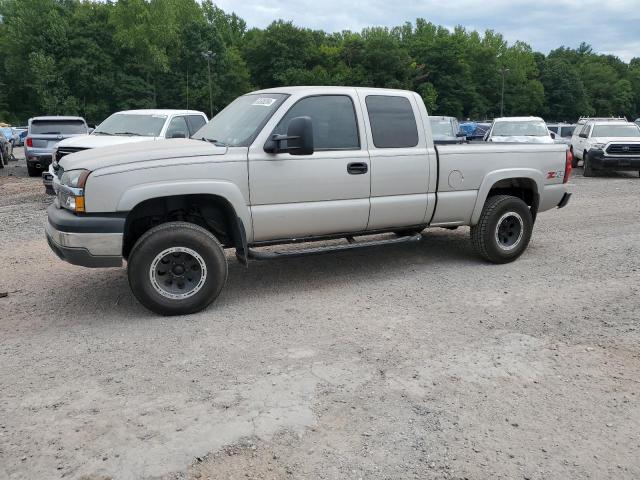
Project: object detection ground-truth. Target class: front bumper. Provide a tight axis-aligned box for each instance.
[588,149,640,171]
[45,204,125,268]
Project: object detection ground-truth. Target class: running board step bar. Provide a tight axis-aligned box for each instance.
[245,233,423,260]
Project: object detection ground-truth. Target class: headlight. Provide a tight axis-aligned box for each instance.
[59,169,90,213]
[61,169,90,188]
[591,143,606,150]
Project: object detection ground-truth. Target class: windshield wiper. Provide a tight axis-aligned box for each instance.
[93,131,114,136]
[41,131,62,134]
[201,137,227,147]
[113,131,144,136]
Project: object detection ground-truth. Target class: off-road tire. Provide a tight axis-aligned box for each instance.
[27,163,39,177]
[470,195,533,264]
[570,148,578,168]
[583,151,594,177]
[128,221,228,316]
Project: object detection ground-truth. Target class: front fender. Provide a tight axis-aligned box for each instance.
[470,168,543,225]
[116,180,253,241]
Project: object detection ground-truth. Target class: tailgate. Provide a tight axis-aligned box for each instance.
[29,119,87,148]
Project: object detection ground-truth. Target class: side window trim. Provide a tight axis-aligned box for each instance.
[272,94,361,152]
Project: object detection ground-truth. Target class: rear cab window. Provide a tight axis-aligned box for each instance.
[365,95,419,148]
[30,119,87,135]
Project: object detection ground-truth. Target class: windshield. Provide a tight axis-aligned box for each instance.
[30,120,86,135]
[592,124,640,138]
[492,121,549,137]
[193,93,288,147]
[94,113,167,136]
[429,118,455,137]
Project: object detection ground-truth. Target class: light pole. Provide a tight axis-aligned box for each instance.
[499,67,510,117]
[201,51,217,118]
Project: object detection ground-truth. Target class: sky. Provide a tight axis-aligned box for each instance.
[214,0,640,61]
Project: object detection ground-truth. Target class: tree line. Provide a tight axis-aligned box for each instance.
[1,0,639,125]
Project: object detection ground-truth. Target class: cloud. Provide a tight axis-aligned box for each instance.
[214,0,640,60]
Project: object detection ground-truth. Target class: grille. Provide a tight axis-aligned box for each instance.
[606,144,640,155]
[55,146,87,162]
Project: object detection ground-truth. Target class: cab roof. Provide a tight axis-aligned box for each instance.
[249,86,414,96]
[493,116,544,123]
[115,109,206,116]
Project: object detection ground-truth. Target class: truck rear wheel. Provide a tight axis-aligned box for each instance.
[127,221,228,316]
[470,195,533,264]
[27,163,39,177]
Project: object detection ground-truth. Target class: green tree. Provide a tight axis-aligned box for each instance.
[540,58,590,121]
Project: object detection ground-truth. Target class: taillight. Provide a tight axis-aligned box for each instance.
[26,137,33,147]
[564,149,572,183]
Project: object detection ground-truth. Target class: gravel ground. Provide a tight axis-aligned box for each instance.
[1,148,639,480]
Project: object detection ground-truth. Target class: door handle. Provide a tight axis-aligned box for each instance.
[347,162,368,175]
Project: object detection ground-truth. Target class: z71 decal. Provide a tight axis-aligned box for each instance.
[547,170,565,180]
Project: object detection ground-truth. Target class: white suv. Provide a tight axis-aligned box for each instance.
[44,109,207,193]
[570,118,640,176]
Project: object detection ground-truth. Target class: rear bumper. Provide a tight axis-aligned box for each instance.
[588,150,640,170]
[45,205,125,268]
[557,192,571,209]
[26,151,53,168]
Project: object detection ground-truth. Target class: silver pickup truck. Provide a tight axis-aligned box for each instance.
[46,86,573,315]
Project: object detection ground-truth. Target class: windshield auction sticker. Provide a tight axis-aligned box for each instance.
[252,98,277,107]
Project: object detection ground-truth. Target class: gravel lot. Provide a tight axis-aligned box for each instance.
[1,148,639,480]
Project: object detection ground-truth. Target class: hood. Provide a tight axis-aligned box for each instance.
[490,135,554,144]
[56,134,157,149]
[591,137,640,144]
[59,138,228,172]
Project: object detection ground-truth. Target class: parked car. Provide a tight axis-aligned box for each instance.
[45,86,572,315]
[484,117,554,144]
[0,133,11,168]
[25,116,89,177]
[460,121,490,141]
[0,126,17,147]
[43,109,208,193]
[13,127,28,146]
[570,119,640,176]
[547,123,576,145]
[635,118,639,127]
[428,116,466,144]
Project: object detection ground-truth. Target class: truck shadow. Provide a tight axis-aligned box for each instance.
[45,228,482,321]
[218,228,479,307]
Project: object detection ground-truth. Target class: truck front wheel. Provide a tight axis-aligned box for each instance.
[583,152,595,177]
[127,221,228,316]
[470,195,533,264]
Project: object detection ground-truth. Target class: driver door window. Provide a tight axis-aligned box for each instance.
[272,95,360,150]
[166,116,189,138]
